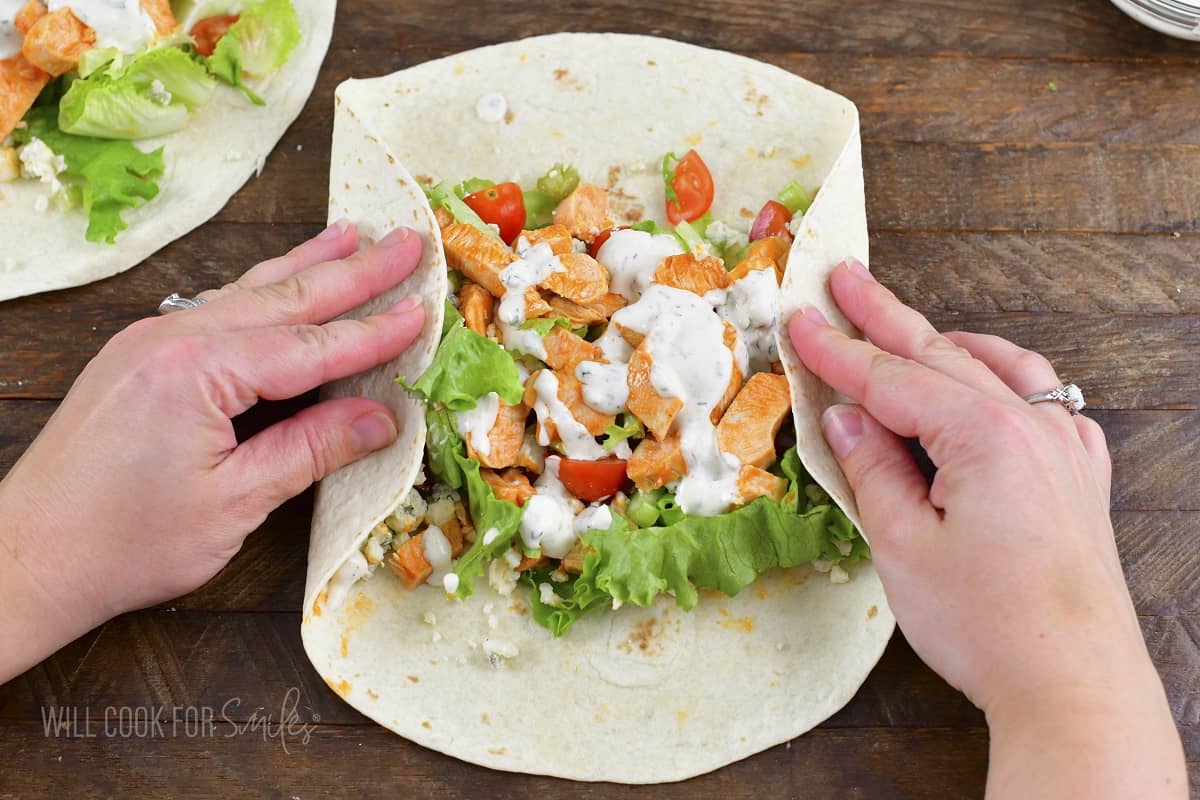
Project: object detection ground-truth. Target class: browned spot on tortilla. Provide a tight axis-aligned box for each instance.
[675,710,688,725]
[754,586,771,600]
[386,153,395,164]
[340,635,350,657]
[606,165,622,189]
[481,713,491,725]
[407,675,420,684]
[415,174,434,186]
[504,108,514,124]
[312,590,328,617]
[743,86,769,116]
[421,720,432,729]
[739,207,755,219]
[366,689,379,700]
[553,68,568,80]
[621,205,644,222]
[508,600,529,616]
[647,59,657,66]
[329,679,351,697]
[717,608,755,633]
[617,615,666,656]
[699,588,725,600]
[867,605,878,620]
[790,154,812,169]
[356,157,363,165]
[344,182,351,191]
[488,746,507,755]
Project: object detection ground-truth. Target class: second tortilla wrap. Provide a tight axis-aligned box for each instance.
[303,33,892,784]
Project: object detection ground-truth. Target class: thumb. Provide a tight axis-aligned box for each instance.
[223,396,399,513]
[821,403,939,551]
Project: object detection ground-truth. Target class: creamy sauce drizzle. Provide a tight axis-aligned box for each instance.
[497,238,564,325]
[707,267,781,373]
[422,525,453,587]
[529,370,607,460]
[520,457,582,558]
[594,229,684,302]
[47,0,156,54]
[574,360,628,415]
[454,391,499,458]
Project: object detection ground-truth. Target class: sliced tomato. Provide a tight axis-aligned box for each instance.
[190,14,240,57]
[463,182,526,245]
[588,225,630,258]
[749,199,794,243]
[664,149,714,225]
[557,457,628,502]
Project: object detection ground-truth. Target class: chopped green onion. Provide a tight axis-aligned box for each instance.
[454,178,495,199]
[661,152,680,203]
[777,180,812,215]
[523,189,556,229]
[627,489,663,528]
[656,492,684,526]
[536,163,580,202]
[673,219,708,255]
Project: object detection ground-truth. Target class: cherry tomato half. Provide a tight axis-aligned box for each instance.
[665,149,714,225]
[463,182,526,245]
[588,225,630,258]
[557,457,628,502]
[749,200,794,243]
[190,14,240,57]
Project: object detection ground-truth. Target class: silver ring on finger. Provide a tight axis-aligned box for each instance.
[1024,383,1086,415]
[157,292,208,315]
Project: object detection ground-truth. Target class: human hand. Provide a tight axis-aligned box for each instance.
[788,259,1185,798]
[0,222,426,680]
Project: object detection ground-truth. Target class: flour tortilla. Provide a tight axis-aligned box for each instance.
[304,33,893,784]
[0,0,336,302]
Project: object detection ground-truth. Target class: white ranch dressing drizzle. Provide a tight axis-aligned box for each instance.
[422,525,453,587]
[573,503,613,534]
[707,267,781,373]
[594,228,684,302]
[475,92,507,123]
[519,457,582,558]
[574,360,628,415]
[0,0,26,59]
[47,0,156,54]
[497,238,564,325]
[529,369,607,460]
[499,321,547,360]
[592,285,742,516]
[454,391,499,458]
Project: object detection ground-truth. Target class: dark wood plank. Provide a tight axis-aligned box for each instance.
[317,0,1200,63]
[0,718,992,799]
[874,232,1200,314]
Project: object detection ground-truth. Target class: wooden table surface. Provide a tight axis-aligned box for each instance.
[2,1,1198,796]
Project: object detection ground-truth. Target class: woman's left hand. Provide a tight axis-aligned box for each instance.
[0,222,427,681]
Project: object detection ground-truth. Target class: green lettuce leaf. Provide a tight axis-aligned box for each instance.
[206,0,300,105]
[426,180,499,239]
[601,412,644,452]
[59,46,217,139]
[519,316,573,337]
[398,300,524,411]
[14,108,164,243]
[529,446,870,637]
[424,407,524,598]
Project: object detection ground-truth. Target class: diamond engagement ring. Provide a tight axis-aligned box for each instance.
[1024,384,1086,415]
[157,292,207,314]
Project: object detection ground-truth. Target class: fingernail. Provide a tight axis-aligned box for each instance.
[822,405,864,459]
[387,295,422,314]
[799,305,829,327]
[843,258,874,281]
[350,411,398,453]
[318,218,351,240]
[379,227,413,248]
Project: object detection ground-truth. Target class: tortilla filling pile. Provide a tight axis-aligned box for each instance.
[345,152,870,636]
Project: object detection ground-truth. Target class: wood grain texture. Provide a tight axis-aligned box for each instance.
[0,720,993,799]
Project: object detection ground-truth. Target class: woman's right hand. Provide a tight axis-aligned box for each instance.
[788,258,1185,799]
